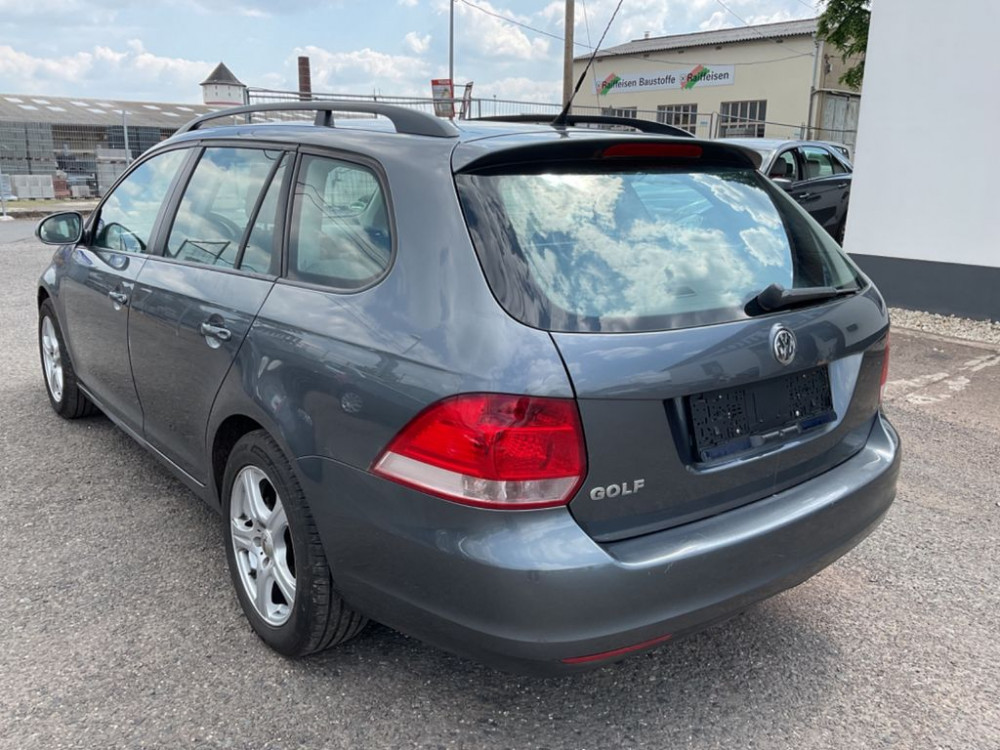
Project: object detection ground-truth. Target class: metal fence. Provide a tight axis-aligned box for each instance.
[0,88,856,201]
[245,88,855,146]
[0,118,176,200]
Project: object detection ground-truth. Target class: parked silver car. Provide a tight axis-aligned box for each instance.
[725,138,853,243]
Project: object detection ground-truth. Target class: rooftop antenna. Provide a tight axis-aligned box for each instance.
[553,0,624,127]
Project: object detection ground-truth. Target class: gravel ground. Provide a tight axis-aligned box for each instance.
[890,307,1000,346]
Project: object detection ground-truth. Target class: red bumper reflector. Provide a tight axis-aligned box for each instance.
[560,633,673,665]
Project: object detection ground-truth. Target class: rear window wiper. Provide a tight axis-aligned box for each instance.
[746,282,860,315]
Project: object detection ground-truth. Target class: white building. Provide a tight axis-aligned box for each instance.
[844,0,999,321]
[573,19,861,148]
[200,62,247,107]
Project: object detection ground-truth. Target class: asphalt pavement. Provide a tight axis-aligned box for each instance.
[2,224,998,749]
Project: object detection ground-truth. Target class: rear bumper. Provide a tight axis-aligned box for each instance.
[299,413,900,675]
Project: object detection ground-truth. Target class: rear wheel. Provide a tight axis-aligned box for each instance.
[38,299,96,419]
[222,430,367,656]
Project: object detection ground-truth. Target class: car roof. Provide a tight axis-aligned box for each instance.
[158,111,765,171]
[722,137,850,153]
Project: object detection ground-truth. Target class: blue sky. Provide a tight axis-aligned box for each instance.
[0,0,819,104]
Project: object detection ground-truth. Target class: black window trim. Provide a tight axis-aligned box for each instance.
[277,145,397,295]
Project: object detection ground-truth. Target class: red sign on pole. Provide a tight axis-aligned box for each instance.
[431,78,455,118]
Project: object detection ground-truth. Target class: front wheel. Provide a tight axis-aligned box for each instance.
[38,298,96,419]
[222,430,367,656]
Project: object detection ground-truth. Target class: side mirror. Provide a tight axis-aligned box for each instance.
[770,177,794,191]
[36,212,84,246]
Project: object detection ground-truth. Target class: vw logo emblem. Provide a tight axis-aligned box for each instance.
[771,326,796,366]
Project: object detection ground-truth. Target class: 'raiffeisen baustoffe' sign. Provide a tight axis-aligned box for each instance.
[596,65,735,95]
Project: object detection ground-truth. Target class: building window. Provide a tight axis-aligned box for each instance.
[657,104,698,134]
[719,100,767,138]
[602,107,638,119]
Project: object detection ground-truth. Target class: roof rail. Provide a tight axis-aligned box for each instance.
[176,101,460,138]
[474,113,695,138]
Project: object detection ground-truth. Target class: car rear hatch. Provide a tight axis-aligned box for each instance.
[454,133,889,542]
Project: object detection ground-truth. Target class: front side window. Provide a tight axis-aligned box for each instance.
[768,150,800,181]
[94,149,187,253]
[457,164,861,332]
[166,147,285,271]
[287,155,392,289]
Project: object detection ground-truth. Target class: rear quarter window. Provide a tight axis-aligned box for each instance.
[287,155,392,290]
[456,164,861,332]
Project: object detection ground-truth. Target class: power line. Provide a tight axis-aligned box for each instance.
[454,0,572,45]
[455,0,818,69]
[712,0,817,56]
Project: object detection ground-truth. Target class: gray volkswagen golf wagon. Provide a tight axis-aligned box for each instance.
[34,102,899,674]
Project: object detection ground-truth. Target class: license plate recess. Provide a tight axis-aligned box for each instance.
[687,366,836,462]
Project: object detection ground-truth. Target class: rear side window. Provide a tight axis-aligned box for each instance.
[457,165,861,332]
[288,155,392,289]
[166,147,285,272]
[800,146,845,178]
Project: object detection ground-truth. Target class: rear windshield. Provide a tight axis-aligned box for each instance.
[456,165,862,332]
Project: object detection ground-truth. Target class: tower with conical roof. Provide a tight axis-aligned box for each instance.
[200,62,246,106]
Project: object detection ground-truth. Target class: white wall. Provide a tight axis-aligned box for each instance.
[844,0,1000,268]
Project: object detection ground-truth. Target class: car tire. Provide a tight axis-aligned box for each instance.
[222,429,367,656]
[38,298,97,419]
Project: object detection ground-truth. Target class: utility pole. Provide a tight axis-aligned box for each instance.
[121,110,132,166]
[562,0,575,108]
[449,0,455,111]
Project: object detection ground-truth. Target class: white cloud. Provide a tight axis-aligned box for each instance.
[294,45,432,96]
[0,40,213,101]
[474,75,560,103]
[236,6,270,18]
[398,0,418,5]
[449,0,550,61]
[538,0,673,48]
[0,0,126,25]
[699,10,730,31]
[404,31,432,55]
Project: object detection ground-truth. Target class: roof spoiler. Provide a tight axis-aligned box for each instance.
[474,113,694,138]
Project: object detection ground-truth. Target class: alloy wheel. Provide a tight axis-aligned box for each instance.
[41,316,64,403]
[229,466,296,626]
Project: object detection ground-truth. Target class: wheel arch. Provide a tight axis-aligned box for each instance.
[211,414,268,507]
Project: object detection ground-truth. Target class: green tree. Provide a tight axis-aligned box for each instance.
[818,0,871,90]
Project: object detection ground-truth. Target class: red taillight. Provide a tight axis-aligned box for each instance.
[601,143,703,159]
[372,394,587,510]
[879,333,891,404]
